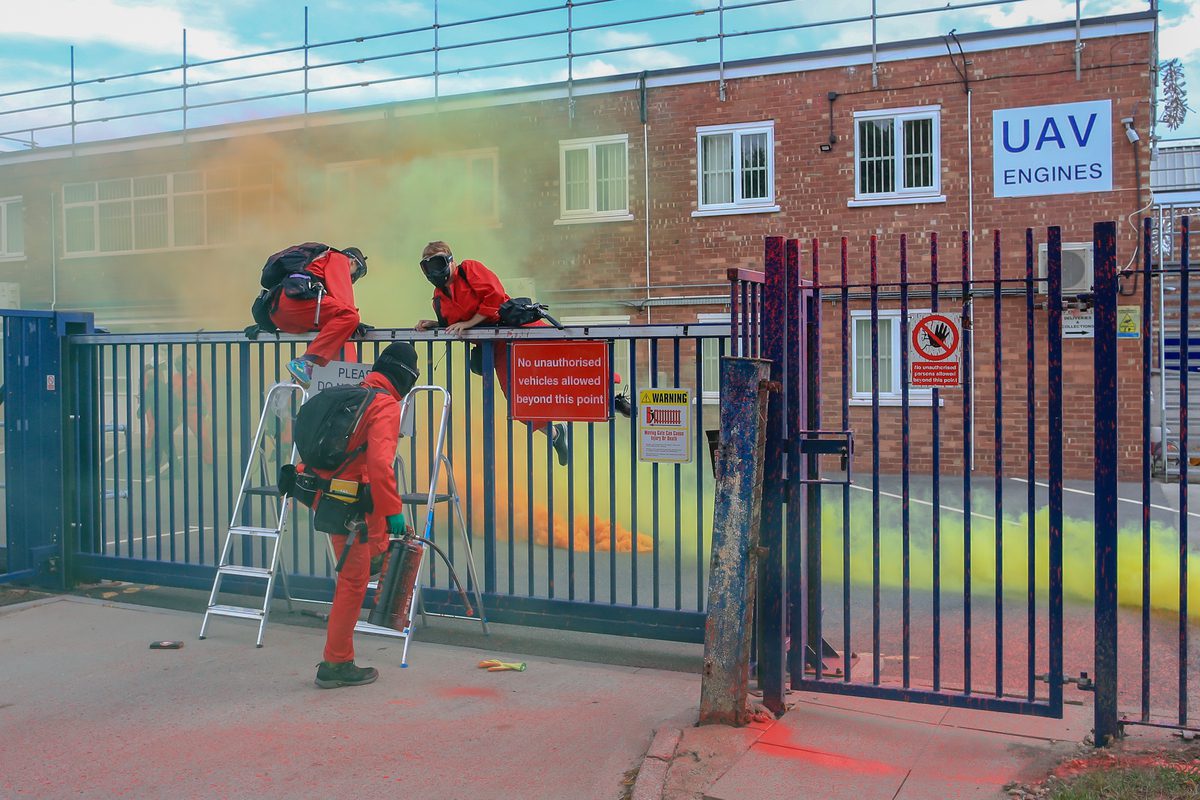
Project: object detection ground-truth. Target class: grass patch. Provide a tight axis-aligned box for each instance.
[1043,764,1200,799]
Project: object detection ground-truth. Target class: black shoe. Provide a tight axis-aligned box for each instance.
[314,660,379,689]
[551,423,571,467]
[613,390,632,418]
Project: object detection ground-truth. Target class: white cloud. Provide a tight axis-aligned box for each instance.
[1159,16,1200,64]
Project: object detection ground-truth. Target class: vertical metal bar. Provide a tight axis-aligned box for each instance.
[1026,228,1037,702]
[760,235,787,713]
[673,339,682,610]
[900,233,911,689]
[182,30,188,138]
[547,365,556,601]
[1093,220,1119,745]
[651,338,660,609]
[70,47,76,148]
[785,238,803,683]
[805,238,823,681]
[1047,226,1065,714]
[961,230,973,695]
[931,233,942,692]
[841,237,852,682]
[1178,215,1191,727]
[138,344,148,560]
[568,413,577,602]
[588,417,596,603]
[629,341,640,607]
[717,0,726,101]
[194,345,206,565]
[109,345,120,553]
[482,338,497,596]
[869,234,881,686]
[609,343,618,603]
[98,345,108,553]
[696,336,706,612]
[507,372,515,596]
[167,345,177,562]
[124,346,134,556]
[210,345,220,565]
[993,229,1004,697]
[1141,217,1153,722]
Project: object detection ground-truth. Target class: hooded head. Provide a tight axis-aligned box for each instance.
[371,342,420,397]
[342,246,368,283]
[419,241,454,290]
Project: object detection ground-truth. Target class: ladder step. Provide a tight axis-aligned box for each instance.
[206,604,265,620]
[243,485,281,497]
[218,564,273,579]
[228,526,280,538]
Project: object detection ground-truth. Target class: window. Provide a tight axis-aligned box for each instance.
[851,107,943,206]
[850,309,934,405]
[557,135,630,224]
[695,122,777,216]
[0,197,24,259]
[698,313,741,404]
[63,171,271,256]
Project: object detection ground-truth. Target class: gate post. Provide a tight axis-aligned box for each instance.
[1092,220,1120,745]
[2,311,94,588]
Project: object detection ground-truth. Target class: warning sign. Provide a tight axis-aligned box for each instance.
[310,360,370,391]
[638,388,692,463]
[509,341,610,423]
[1063,307,1095,339]
[908,312,962,387]
[1117,306,1141,340]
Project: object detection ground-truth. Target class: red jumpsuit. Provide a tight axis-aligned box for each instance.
[431,258,546,399]
[271,249,361,365]
[311,371,405,664]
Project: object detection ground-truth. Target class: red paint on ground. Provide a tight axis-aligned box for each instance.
[437,686,502,699]
[756,741,908,777]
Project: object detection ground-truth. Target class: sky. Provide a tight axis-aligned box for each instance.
[0,0,1196,151]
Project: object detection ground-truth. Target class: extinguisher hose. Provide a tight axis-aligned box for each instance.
[415,536,475,617]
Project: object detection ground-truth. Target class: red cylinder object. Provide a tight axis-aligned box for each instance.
[367,538,423,630]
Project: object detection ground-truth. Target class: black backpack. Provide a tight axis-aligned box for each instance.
[293,384,383,470]
[260,242,331,290]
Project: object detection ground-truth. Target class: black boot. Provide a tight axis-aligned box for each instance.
[315,660,379,689]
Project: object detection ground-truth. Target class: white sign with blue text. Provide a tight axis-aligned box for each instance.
[993,100,1112,198]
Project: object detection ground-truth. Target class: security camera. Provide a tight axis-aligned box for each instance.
[1122,117,1139,143]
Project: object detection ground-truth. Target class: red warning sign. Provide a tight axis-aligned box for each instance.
[509,340,611,423]
[909,312,962,387]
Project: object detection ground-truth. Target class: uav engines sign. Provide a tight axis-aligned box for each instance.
[993,100,1112,198]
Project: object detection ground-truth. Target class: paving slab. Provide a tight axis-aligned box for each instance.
[0,596,699,800]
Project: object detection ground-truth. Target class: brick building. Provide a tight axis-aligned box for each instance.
[0,11,1157,478]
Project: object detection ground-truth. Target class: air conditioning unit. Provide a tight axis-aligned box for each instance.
[1037,242,1093,295]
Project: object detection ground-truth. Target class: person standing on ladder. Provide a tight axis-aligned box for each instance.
[413,241,572,466]
[313,341,419,689]
[272,245,372,388]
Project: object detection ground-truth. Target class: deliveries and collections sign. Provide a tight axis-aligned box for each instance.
[638,388,692,463]
[508,341,610,423]
[993,99,1112,198]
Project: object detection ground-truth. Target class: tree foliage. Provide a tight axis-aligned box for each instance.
[1159,58,1190,131]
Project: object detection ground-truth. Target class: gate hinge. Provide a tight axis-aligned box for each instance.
[1037,671,1094,691]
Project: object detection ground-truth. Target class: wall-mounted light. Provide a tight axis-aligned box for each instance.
[1122,116,1140,143]
[822,91,839,152]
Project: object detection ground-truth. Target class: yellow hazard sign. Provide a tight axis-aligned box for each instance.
[1117,306,1140,340]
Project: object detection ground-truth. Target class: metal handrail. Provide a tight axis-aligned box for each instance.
[0,0,1116,150]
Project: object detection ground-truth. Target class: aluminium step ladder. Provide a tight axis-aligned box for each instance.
[347,384,488,666]
[199,381,308,647]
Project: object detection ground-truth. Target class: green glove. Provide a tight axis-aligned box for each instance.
[386,513,407,536]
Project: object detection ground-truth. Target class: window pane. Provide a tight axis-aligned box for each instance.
[564,148,589,212]
[701,338,720,393]
[903,117,935,190]
[64,183,95,204]
[98,179,130,202]
[858,119,895,195]
[207,190,237,244]
[174,171,204,193]
[854,318,872,393]
[65,206,94,253]
[877,318,894,394]
[595,142,627,212]
[740,132,768,201]
[7,201,23,254]
[133,175,167,198]
[134,197,168,249]
[174,194,205,247]
[98,200,132,252]
[701,133,733,205]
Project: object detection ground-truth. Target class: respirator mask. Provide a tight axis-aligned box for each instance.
[343,247,368,283]
[420,253,453,289]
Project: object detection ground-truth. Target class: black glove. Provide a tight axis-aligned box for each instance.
[353,322,375,338]
[244,324,261,340]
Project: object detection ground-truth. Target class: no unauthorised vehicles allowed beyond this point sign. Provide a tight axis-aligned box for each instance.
[909,312,962,388]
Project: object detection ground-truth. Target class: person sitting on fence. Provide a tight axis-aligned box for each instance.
[258,244,371,389]
[413,241,572,466]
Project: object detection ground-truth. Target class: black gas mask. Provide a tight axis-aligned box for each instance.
[343,247,368,283]
[420,253,453,289]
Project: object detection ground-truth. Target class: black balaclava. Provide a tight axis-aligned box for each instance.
[372,342,420,397]
[420,253,453,289]
[342,247,368,283]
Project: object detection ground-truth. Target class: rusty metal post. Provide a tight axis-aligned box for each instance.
[699,356,773,726]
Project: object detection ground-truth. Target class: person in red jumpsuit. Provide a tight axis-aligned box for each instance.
[414,241,571,466]
[271,246,370,388]
[312,341,419,689]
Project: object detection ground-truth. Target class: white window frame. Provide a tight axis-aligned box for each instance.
[0,196,24,260]
[849,106,944,208]
[556,134,632,225]
[693,121,779,217]
[698,313,741,404]
[849,309,936,406]
[61,171,271,257]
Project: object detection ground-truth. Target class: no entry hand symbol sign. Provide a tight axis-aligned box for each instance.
[909,312,962,387]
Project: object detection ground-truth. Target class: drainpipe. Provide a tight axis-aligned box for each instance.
[641,71,652,325]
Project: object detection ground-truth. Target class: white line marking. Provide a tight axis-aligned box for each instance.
[1011,477,1200,520]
